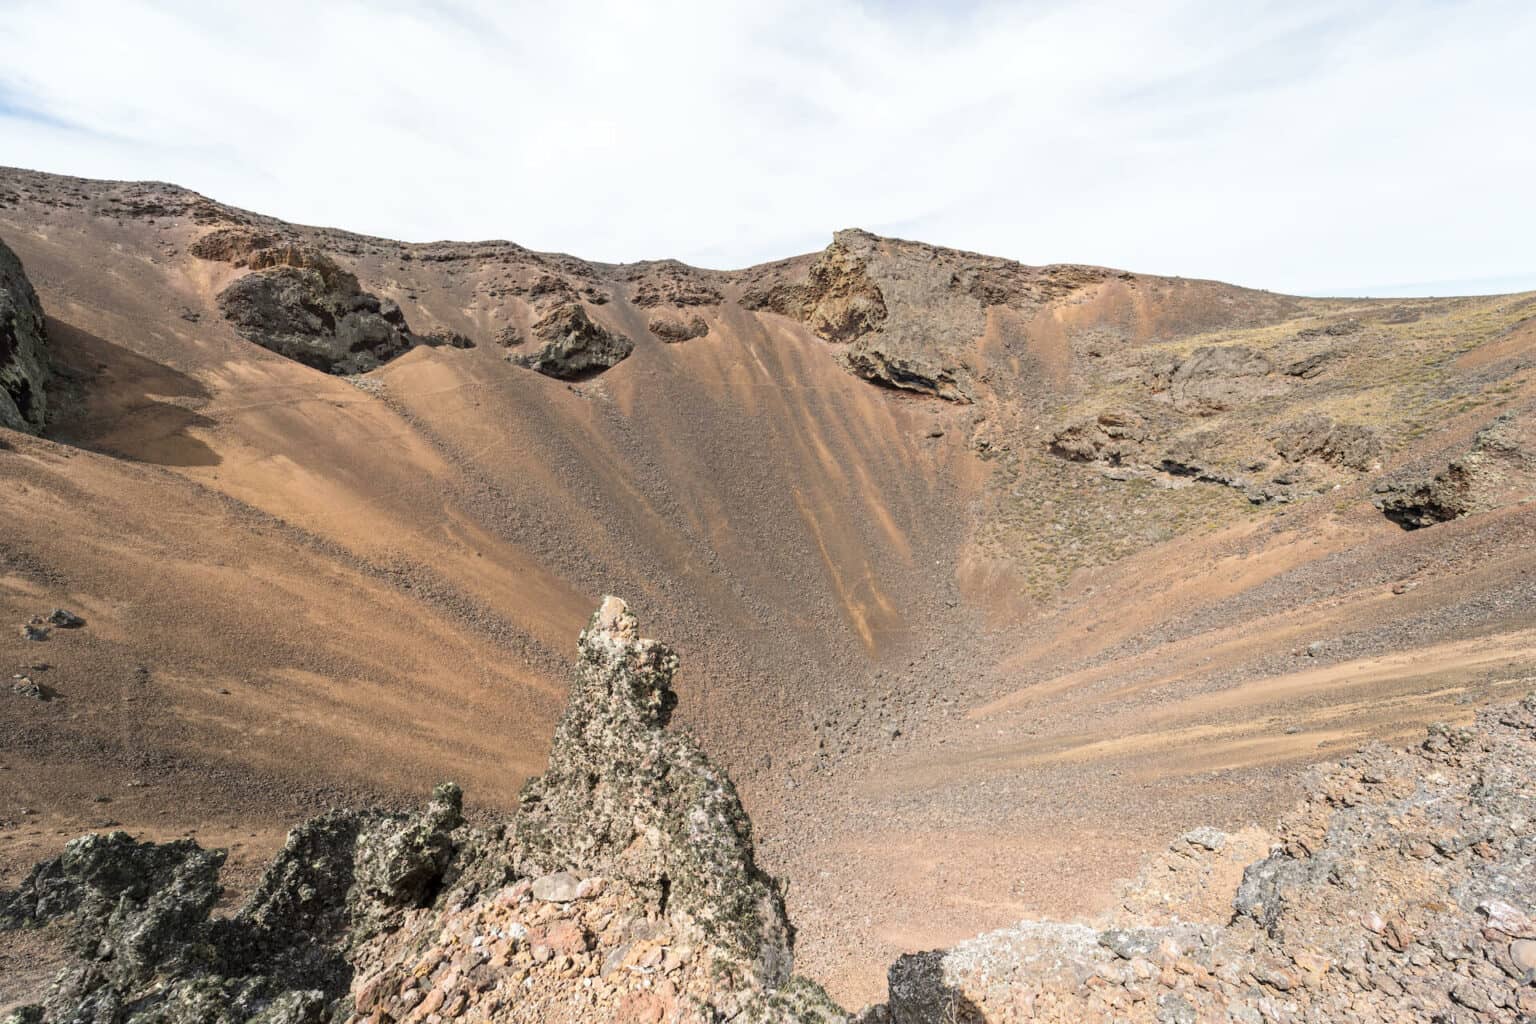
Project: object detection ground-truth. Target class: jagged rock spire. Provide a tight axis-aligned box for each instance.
[515,596,793,990]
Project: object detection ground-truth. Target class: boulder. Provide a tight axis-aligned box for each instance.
[216,254,418,375]
[0,235,50,434]
[511,303,633,380]
[646,312,709,343]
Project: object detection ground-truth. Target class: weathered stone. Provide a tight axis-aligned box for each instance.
[47,609,85,629]
[1374,409,1534,529]
[216,253,419,374]
[514,597,792,988]
[0,235,49,434]
[511,304,633,380]
[531,872,582,903]
[646,313,708,343]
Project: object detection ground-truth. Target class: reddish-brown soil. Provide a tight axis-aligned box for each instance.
[2,168,1533,1008]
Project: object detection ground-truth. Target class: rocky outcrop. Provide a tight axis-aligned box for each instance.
[189,227,288,265]
[872,695,1536,1023]
[1271,416,1382,472]
[1,599,839,1023]
[647,313,709,343]
[1374,410,1535,529]
[0,787,468,1024]
[515,597,794,991]
[511,303,633,379]
[742,233,888,344]
[1147,344,1284,416]
[840,348,972,404]
[631,271,723,309]
[1048,410,1151,463]
[0,235,49,433]
[216,252,420,374]
[343,598,841,1024]
[742,230,1112,403]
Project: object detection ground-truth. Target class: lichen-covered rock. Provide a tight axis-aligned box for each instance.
[0,831,225,973]
[512,303,633,379]
[514,597,793,991]
[0,235,49,433]
[216,253,418,374]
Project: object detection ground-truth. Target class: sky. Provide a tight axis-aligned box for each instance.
[2,0,1533,296]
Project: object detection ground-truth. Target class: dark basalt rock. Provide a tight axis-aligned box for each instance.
[216,253,419,375]
[0,786,468,1023]
[511,303,633,380]
[0,235,50,433]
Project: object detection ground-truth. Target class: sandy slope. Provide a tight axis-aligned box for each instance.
[2,168,1533,1005]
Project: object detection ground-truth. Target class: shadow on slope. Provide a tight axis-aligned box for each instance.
[43,317,220,467]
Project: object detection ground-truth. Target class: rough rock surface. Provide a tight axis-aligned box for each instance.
[0,786,466,1023]
[1147,344,1283,416]
[0,235,49,433]
[871,696,1536,1023]
[1374,409,1535,528]
[630,269,723,309]
[515,597,794,990]
[189,227,288,266]
[1271,416,1382,472]
[742,229,1112,402]
[511,303,633,379]
[0,600,839,1023]
[647,312,709,343]
[215,249,420,375]
[743,232,889,345]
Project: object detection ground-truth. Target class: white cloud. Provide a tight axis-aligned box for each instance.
[2,0,1532,295]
